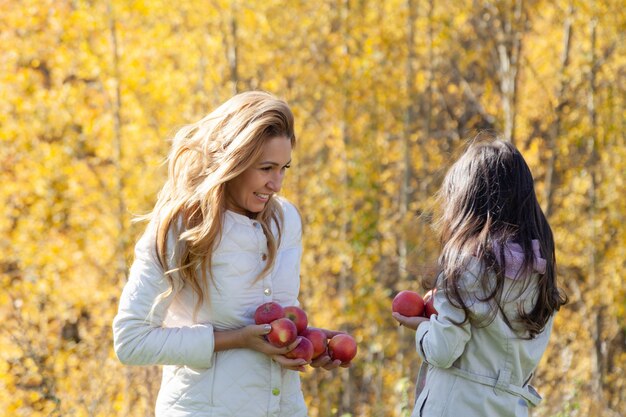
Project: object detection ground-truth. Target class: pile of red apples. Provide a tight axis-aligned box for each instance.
[254,302,357,365]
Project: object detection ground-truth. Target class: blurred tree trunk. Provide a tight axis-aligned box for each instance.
[338,0,354,413]
[491,0,525,144]
[108,1,127,284]
[225,0,239,95]
[107,4,139,417]
[543,3,573,217]
[586,9,605,411]
[399,0,418,282]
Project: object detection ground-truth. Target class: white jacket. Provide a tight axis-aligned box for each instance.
[113,198,307,417]
[412,258,554,417]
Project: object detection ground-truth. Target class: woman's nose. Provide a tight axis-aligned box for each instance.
[267,172,284,192]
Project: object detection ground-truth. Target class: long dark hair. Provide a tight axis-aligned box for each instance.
[435,133,567,338]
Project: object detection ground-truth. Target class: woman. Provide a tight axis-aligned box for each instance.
[113,91,342,417]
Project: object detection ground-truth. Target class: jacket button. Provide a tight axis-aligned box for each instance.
[272,388,280,396]
[264,288,272,296]
[261,253,268,261]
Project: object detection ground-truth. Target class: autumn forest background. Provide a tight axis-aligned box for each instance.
[1,0,625,416]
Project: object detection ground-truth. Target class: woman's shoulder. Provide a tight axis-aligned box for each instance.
[274,196,301,224]
[274,196,302,246]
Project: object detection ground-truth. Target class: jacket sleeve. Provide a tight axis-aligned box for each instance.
[112,222,215,368]
[415,270,481,369]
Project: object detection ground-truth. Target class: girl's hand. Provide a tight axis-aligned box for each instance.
[392,312,430,330]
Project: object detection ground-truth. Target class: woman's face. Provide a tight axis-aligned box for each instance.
[225,136,292,217]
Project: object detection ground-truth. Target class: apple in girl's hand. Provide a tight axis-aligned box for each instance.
[328,334,357,364]
[392,290,425,317]
[285,337,314,362]
[423,289,438,318]
[300,327,328,359]
[284,306,308,334]
[267,318,298,347]
[255,302,285,325]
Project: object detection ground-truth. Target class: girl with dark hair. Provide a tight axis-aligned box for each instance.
[393,134,567,417]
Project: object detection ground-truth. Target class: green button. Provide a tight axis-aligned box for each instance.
[272,388,280,396]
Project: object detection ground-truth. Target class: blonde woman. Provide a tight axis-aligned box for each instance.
[113,91,343,417]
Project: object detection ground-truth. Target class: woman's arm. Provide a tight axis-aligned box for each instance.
[112,225,216,368]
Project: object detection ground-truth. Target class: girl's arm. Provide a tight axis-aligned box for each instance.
[413,275,477,368]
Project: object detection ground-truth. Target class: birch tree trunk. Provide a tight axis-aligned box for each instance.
[492,0,524,145]
[543,4,573,217]
[399,0,418,282]
[108,1,127,285]
[586,11,605,412]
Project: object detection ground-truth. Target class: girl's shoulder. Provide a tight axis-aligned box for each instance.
[436,258,489,298]
[455,257,485,288]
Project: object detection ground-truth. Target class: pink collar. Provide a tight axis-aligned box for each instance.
[493,240,547,279]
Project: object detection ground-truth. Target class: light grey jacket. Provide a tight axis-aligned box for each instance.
[113,198,306,417]
[412,258,555,417]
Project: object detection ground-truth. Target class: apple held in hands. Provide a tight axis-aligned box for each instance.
[392,290,425,317]
[267,318,298,347]
[300,327,328,360]
[255,302,285,325]
[423,289,438,318]
[328,334,357,364]
[284,306,308,334]
[285,337,314,362]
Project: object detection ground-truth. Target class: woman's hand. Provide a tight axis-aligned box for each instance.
[309,327,351,370]
[236,324,309,371]
[392,312,430,330]
[310,353,346,370]
[271,351,309,372]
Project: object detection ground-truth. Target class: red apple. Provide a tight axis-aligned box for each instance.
[285,337,314,362]
[254,302,285,325]
[392,290,424,317]
[284,306,308,334]
[267,318,298,347]
[328,334,357,364]
[423,289,438,318]
[300,327,328,359]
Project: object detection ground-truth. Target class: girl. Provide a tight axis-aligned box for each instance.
[113,91,343,417]
[393,135,567,417]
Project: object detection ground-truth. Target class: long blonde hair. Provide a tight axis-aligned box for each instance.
[149,91,296,317]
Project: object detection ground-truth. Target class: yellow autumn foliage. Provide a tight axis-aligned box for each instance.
[1,1,625,417]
